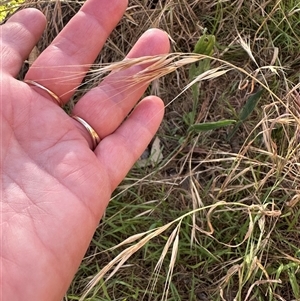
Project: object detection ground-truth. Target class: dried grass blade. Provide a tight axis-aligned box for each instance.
[237,32,258,67]
[80,222,174,300]
[147,223,181,299]
[185,67,231,91]
[162,224,180,301]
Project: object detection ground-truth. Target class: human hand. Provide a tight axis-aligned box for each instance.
[0,0,169,300]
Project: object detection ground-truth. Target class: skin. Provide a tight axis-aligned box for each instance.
[0,0,170,300]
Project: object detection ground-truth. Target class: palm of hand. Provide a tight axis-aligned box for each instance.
[2,74,109,299]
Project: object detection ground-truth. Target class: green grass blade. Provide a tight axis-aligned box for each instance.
[189,119,236,132]
[288,268,300,298]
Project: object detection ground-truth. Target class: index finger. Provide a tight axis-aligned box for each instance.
[25,0,128,103]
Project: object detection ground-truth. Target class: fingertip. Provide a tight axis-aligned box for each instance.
[1,8,46,75]
[137,95,165,124]
[7,8,46,30]
[127,28,170,58]
[81,0,128,22]
[143,28,171,54]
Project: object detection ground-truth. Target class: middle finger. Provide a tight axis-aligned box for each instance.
[25,0,128,103]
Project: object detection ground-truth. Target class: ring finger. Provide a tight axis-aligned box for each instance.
[71,29,170,148]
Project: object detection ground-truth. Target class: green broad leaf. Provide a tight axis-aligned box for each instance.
[227,89,263,141]
[193,34,216,56]
[189,34,216,78]
[239,89,263,121]
[187,33,216,125]
[189,119,236,132]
